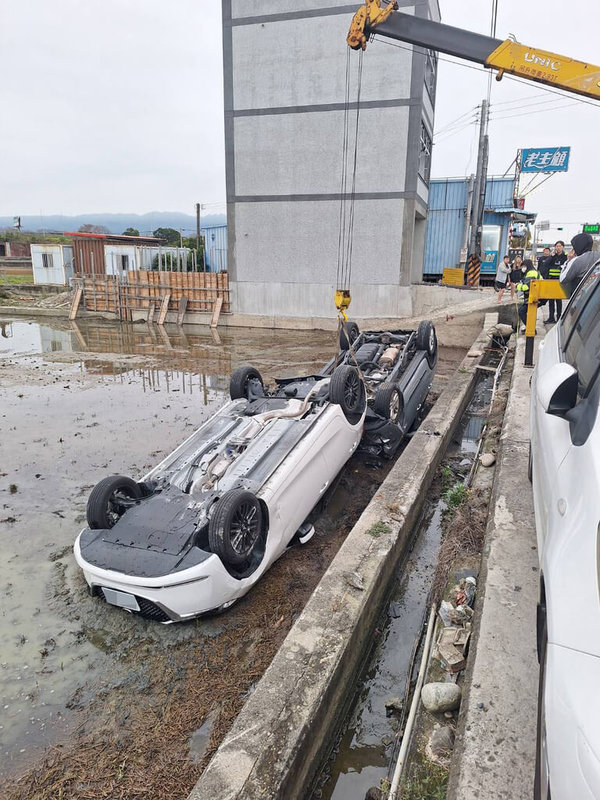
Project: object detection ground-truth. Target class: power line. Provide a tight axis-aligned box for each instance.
[434,116,479,143]
[490,100,579,121]
[434,105,479,135]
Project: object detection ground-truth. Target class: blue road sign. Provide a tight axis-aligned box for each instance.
[520,147,570,172]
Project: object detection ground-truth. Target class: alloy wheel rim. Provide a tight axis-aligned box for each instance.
[230,502,260,555]
[344,373,360,408]
[389,392,400,421]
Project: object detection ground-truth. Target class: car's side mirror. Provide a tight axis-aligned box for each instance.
[537,362,578,417]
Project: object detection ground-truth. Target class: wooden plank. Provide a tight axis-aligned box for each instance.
[147,300,156,323]
[157,292,171,325]
[210,296,223,328]
[69,286,83,320]
[70,320,88,350]
[177,296,188,326]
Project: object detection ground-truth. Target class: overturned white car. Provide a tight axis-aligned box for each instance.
[74,364,366,622]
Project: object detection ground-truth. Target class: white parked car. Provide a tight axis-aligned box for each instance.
[74,364,366,622]
[530,258,600,799]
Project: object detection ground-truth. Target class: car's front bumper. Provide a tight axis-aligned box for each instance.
[73,532,247,622]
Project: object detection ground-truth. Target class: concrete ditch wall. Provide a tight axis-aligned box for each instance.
[188,321,495,800]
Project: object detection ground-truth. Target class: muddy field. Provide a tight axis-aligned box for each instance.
[0,314,480,799]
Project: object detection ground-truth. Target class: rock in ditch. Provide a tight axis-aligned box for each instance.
[479,452,496,467]
[421,682,462,713]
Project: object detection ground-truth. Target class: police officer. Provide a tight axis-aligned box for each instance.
[516,258,543,331]
[544,240,567,323]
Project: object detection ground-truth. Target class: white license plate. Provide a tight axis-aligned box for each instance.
[102,587,140,611]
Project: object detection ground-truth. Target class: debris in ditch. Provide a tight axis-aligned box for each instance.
[364,787,383,800]
[437,643,466,674]
[479,452,496,467]
[385,696,404,715]
[431,487,488,606]
[427,724,455,763]
[438,600,454,627]
[466,576,477,603]
[421,682,461,713]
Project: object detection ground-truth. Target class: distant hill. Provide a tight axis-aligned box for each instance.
[0,211,226,235]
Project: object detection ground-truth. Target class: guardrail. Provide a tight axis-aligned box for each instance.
[524,280,566,366]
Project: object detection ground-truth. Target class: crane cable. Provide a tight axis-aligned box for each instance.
[335,47,364,324]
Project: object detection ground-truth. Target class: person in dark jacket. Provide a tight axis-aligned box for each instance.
[544,240,568,323]
[560,232,597,297]
[538,246,552,277]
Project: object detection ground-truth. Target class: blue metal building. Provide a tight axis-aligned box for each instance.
[201,224,228,272]
[424,177,534,281]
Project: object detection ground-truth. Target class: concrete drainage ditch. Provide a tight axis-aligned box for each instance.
[188,314,505,800]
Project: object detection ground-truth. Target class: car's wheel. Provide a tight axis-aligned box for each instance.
[528,441,533,483]
[534,619,551,800]
[329,365,365,419]
[86,476,142,530]
[229,366,264,400]
[340,320,360,351]
[374,383,404,426]
[208,489,263,566]
[416,320,437,366]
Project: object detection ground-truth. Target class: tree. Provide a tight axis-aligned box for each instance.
[152,227,180,246]
[122,227,140,237]
[78,224,110,234]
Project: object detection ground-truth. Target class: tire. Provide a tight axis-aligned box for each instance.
[208,489,263,566]
[374,383,404,425]
[340,320,360,351]
[528,441,533,483]
[329,365,365,418]
[86,476,142,530]
[534,618,550,800]
[353,343,379,366]
[416,320,437,366]
[229,366,264,400]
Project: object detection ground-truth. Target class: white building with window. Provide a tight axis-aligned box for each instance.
[31,244,75,285]
[223,0,439,322]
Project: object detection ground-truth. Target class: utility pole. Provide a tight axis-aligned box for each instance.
[196,203,201,252]
[467,98,489,286]
[469,98,488,258]
[460,175,475,267]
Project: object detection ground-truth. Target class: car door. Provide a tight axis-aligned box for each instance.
[532,262,600,547]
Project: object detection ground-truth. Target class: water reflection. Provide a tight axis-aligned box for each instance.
[0,318,228,360]
[0,318,232,395]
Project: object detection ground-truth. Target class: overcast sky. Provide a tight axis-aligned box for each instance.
[1,0,598,242]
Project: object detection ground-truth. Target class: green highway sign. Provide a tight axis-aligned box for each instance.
[583,223,600,234]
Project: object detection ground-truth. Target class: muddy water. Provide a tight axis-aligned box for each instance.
[315,375,495,800]
[0,316,464,789]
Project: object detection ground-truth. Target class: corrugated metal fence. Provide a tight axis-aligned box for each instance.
[424,177,515,277]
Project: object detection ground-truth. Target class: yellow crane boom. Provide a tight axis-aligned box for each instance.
[347,1,600,101]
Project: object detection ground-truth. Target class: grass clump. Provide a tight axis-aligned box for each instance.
[368,521,391,538]
[401,760,448,800]
[1,275,34,284]
[443,482,467,508]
